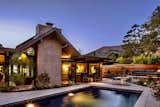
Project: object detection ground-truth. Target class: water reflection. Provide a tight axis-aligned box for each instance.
[14,88,139,107]
[62,92,100,107]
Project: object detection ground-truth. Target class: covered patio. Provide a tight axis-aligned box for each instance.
[61,55,113,85]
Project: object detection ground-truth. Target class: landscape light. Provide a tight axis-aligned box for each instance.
[26,103,35,107]
[68,92,74,96]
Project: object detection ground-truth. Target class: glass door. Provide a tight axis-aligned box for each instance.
[0,65,5,84]
[0,55,5,84]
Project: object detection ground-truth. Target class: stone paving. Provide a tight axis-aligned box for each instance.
[0,84,90,106]
[0,81,159,107]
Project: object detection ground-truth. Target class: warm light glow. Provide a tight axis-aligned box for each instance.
[26,103,35,107]
[0,71,5,84]
[23,67,27,73]
[76,64,85,73]
[63,64,69,71]
[68,92,74,96]
[21,53,27,59]
[0,55,5,63]
[91,66,96,74]
[19,53,28,61]
[61,54,71,58]
[62,63,71,74]
[0,66,3,71]
[71,92,98,105]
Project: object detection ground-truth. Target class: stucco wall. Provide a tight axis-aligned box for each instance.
[37,36,62,86]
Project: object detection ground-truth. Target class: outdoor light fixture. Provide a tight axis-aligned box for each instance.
[18,53,27,61]
[21,53,27,59]
[61,54,71,58]
[68,92,74,96]
[26,103,35,107]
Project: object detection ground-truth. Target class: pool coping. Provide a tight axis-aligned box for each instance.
[0,84,91,107]
[0,82,158,107]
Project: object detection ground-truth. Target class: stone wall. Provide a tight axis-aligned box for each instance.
[37,36,62,86]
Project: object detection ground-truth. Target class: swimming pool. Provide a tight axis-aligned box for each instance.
[10,87,140,107]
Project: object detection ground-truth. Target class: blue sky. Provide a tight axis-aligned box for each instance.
[0,0,159,53]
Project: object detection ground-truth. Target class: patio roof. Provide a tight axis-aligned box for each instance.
[73,55,114,64]
[0,47,15,54]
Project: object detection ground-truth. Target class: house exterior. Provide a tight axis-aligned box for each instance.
[0,23,112,86]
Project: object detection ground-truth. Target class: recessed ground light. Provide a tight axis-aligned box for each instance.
[68,92,74,96]
[26,103,35,107]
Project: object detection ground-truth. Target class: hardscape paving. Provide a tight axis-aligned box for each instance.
[0,81,159,107]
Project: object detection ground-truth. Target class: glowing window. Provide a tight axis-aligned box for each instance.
[0,55,5,63]
[0,66,3,72]
[62,63,71,74]
[13,65,18,73]
[76,63,86,73]
[27,48,35,56]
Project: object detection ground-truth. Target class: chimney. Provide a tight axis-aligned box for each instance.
[36,22,54,35]
[46,22,53,27]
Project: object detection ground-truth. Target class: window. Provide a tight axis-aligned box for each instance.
[13,65,18,73]
[0,65,3,72]
[27,48,35,56]
[0,55,5,63]
[89,63,100,75]
[76,63,87,74]
[9,65,11,75]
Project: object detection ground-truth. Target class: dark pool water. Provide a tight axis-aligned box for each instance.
[10,88,140,107]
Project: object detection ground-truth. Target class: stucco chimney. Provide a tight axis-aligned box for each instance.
[36,22,54,35]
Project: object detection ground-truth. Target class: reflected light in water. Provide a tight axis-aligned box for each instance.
[71,92,99,106]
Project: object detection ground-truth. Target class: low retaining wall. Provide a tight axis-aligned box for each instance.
[102,64,160,76]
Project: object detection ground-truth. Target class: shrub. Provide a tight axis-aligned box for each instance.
[34,72,50,89]
[132,54,160,64]
[116,57,126,64]
[136,79,146,86]
[152,85,160,100]
[10,73,25,86]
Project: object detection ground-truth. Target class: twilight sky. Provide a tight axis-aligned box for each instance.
[0,0,159,54]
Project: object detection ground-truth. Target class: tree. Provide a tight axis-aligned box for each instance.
[0,44,3,48]
[144,6,160,31]
[122,6,160,59]
[10,53,30,66]
[142,6,160,54]
[122,24,144,58]
[132,54,160,64]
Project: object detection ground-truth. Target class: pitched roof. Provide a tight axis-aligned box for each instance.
[0,47,15,54]
[16,27,80,57]
[73,55,114,64]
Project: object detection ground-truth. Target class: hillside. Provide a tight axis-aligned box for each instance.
[86,45,123,58]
